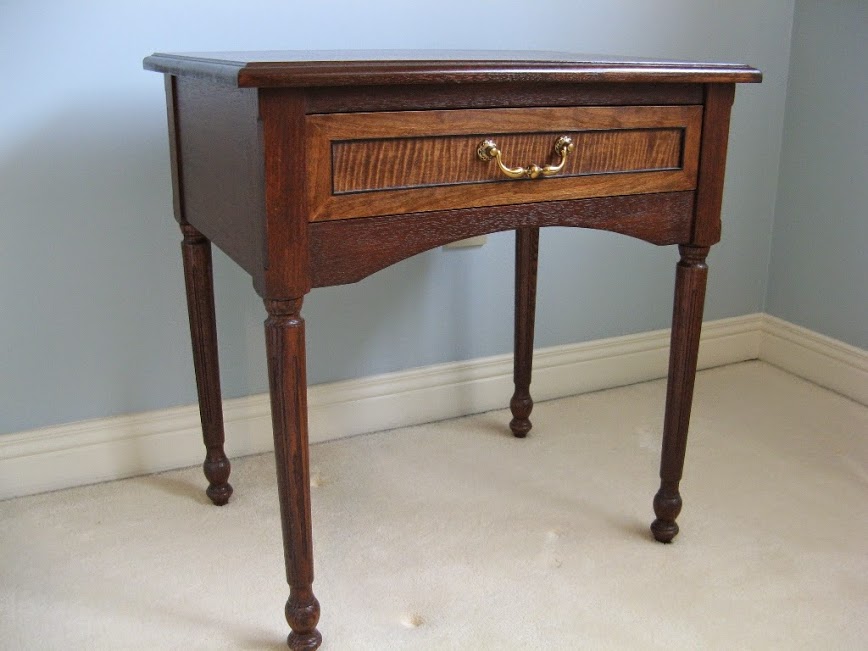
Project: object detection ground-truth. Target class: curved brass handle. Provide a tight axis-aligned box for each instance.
[477,135,574,179]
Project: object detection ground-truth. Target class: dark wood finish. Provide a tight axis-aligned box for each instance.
[163,76,185,224]
[332,127,684,193]
[169,78,233,506]
[691,84,736,245]
[651,245,710,542]
[309,192,694,287]
[305,82,703,113]
[180,224,232,505]
[264,298,321,650]
[510,227,539,437]
[143,50,763,87]
[259,90,311,299]
[147,51,761,649]
[307,105,701,221]
[172,77,266,280]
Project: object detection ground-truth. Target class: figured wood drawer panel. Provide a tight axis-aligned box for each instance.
[306,105,702,222]
[333,129,685,192]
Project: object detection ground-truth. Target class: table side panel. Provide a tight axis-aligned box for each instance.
[173,77,266,279]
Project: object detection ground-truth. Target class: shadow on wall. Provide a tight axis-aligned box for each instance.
[0,96,436,435]
[0,98,197,433]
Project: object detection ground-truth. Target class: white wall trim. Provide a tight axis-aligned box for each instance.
[4,312,863,501]
[759,314,868,405]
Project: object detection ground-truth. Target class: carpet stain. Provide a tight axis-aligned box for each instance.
[400,613,425,628]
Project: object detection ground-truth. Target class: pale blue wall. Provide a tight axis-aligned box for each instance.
[766,0,868,348]
[0,0,794,434]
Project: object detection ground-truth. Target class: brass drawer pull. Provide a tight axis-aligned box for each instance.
[477,135,574,179]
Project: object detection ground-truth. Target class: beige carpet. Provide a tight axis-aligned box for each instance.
[1,361,866,650]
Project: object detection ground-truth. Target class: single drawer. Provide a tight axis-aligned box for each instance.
[306,105,702,222]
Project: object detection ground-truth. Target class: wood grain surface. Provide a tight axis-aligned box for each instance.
[173,77,265,279]
[144,51,762,88]
[651,245,710,543]
[305,82,703,114]
[307,105,702,221]
[179,224,232,506]
[510,227,539,438]
[263,298,322,650]
[309,191,694,287]
[259,89,311,298]
[690,84,735,246]
[332,128,684,193]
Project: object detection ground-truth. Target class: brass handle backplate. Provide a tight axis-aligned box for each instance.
[477,135,574,179]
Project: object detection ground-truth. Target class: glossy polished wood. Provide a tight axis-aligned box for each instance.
[309,192,695,287]
[307,105,701,221]
[692,84,736,245]
[147,51,760,649]
[264,299,321,650]
[144,49,763,86]
[331,127,684,193]
[652,245,710,542]
[304,81,704,113]
[173,78,265,275]
[510,227,539,437]
[180,224,232,505]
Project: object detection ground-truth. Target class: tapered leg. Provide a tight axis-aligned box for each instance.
[652,245,710,543]
[510,227,540,438]
[264,298,321,650]
[180,224,232,506]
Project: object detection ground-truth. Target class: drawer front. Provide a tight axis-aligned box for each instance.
[306,105,702,222]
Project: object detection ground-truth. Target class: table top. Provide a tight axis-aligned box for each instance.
[143,49,762,87]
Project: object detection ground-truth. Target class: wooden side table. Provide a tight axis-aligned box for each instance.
[144,51,761,649]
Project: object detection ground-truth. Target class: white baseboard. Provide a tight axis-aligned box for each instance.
[3,312,862,501]
[760,315,868,405]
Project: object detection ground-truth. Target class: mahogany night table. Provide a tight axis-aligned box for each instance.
[143,50,761,649]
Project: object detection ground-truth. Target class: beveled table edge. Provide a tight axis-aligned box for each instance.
[143,50,763,87]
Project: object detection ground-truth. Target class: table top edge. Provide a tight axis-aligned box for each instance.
[143,50,762,87]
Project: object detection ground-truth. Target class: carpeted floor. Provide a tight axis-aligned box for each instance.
[1,361,866,650]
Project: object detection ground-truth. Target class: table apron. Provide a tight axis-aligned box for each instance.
[308,191,694,287]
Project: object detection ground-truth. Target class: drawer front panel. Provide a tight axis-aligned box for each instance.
[307,105,701,222]
[332,128,685,193]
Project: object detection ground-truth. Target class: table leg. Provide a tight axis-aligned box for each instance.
[264,298,322,650]
[510,227,539,438]
[180,224,232,506]
[652,244,710,543]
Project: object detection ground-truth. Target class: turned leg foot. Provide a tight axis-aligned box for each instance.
[510,227,539,438]
[180,224,233,505]
[287,630,322,651]
[651,485,683,543]
[204,453,233,506]
[652,245,709,542]
[285,587,322,650]
[509,394,534,438]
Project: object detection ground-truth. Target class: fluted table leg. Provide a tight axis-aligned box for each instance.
[264,298,321,650]
[652,245,710,543]
[510,227,539,438]
[180,224,232,506]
